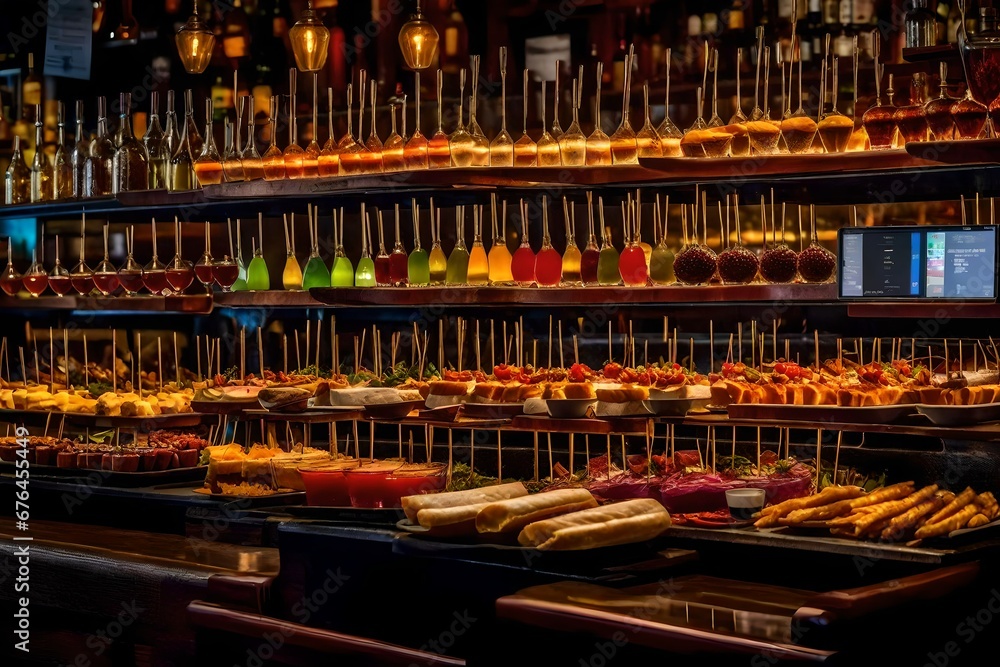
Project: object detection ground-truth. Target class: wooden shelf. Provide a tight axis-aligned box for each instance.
[213,290,324,309]
[309,283,838,307]
[846,301,1000,319]
[0,294,213,314]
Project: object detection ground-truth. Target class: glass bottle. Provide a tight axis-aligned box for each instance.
[318,87,340,177]
[781,49,818,154]
[23,249,48,297]
[587,63,613,165]
[863,72,899,149]
[618,206,646,287]
[49,236,71,296]
[331,210,355,287]
[143,92,168,189]
[534,201,561,288]
[374,212,392,287]
[52,102,73,200]
[246,238,270,291]
[143,219,167,296]
[262,97,287,180]
[491,47,514,167]
[337,81,362,175]
[355,212,376,288]
[649,199,675,286]
[467,56,490,167]
[560,199,582,286]
[285,75,307,179]
[85,97,114,196]
[926,62,956,140]
[959,6,1000,111]
[817,59,855,153]
[301,212,331,290]
[223,110,245,183]
[446,207,470,285]
[559,78,587,166]
[610,46,638,165]
[467,206,489,286]
[893,72,930,143]
[449,69,475,168]
[1,239,21,297]
[597,224,621,286]
[28,105,50,204]
[905,0,936,48]
[92,224,120,297]
[213,254,238,292]
[118,227,144,296]
[951,86,988,139]
[635,81,662,159]
[487,198,513,285]
[168,91,197,191]
[166,221,195,294]
[427,211,448,285]
[580,196,601,285]
[389,205,408,286]
[195,221,215,292]
[405,71,430,171]
[5,136,30,205]
[551,62,564,140]
[408,203,430,286]
[725,48,751,158]
[302,77,321,178]
[184,90,203,167]
[510,202,536,287]
[112,92,149,193]
[240,96,265,180]
[536,81,561,167]
[383,104,405,173]
[513,72,538,167]
[163,90,180,162]
[194,98,224,185]
[359,81,384,174]
[70,100,89,198]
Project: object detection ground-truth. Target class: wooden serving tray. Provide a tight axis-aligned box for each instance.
[726,403,917,424]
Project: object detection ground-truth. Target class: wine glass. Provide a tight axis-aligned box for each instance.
[48,235,71,296]
[117,226,144,296]
[213,255,238,292]
[143,218,167,295]
[165,219,194,294]
[93,224,119,297]
[70,230,93,297]
[1,239,21,297]
[23,248,48,297]
[194,220,214,293]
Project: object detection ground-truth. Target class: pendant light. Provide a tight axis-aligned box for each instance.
[289,0,330,73]
[398,0,439,70]
[175,0,215,74]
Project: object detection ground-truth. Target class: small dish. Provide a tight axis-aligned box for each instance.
[545,398,598,419]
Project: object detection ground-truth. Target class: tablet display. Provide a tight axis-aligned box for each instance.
[838,226,997,300]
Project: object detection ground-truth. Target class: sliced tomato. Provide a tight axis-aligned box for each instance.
[603,363,622,380]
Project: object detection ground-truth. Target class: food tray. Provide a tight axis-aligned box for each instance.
[190,399,258,415]
[726,403,917,424]
[0,459,207,488]
[0,409,208,429]
[915,403,1000,426]
[190,487,306,505]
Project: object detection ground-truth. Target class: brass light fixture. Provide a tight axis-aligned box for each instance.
[398,0,439,70]
[175,0,215,74]
[289,0,330,73]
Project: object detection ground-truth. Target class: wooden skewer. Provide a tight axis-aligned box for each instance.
[63,329,69,390]
[157,337,163,392]
[48,328,54,394]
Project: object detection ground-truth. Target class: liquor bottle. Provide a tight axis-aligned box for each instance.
[70,101,88,198]
[445,207,470,285]
[389,205,408,286]
[936,0,951,44]
[441,1,468,76]
[487,198,513,285]
[85,97,114,197]
[534,199,561,288]
[193,99,224,186]
[4,136,30,205]
[29,105,51,203]
[510,202,536,287]
[168,91,197,191]
[893,72,929,142]
[163,90,180,165]
[143,92,168,189]
[467,209,489,286]
[806,0,823,62]
[958,6,1000,117]
[22,53,42,126]
[113,93,149,193]
[905,0,936,48]
[925,62,956,140]
[52,102,73,200]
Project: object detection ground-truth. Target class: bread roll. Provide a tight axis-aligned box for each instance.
[471,382,505,403]
[476,488,598,534]
[595,385,649,403]
[517,499,671,550]
[562,383,596,400]
[401,481,528,522]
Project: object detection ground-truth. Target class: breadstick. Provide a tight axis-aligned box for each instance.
[975,491,998,520]
[755,486,863,528]
[914,503,980,539]
[853,485,938,535]
[926,487,976,525]
[880,497,945,541]
[967,513,990,529]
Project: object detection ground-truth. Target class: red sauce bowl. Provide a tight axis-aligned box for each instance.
[382,463,448,507]
[299,460,361,506]
[344,461,404,508]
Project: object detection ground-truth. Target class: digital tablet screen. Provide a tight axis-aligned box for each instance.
[838,226,997,300]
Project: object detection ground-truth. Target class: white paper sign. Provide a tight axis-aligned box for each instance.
[43,0,93,80]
